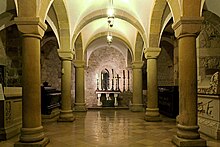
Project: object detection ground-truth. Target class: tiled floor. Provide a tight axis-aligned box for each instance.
[1,110,220,147]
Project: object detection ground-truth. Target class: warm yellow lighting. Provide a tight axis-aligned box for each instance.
[107,34,113,45]
[121,0,129,3]
[107,16,114,27]
[107,34,113,41]
[107,8,114,17]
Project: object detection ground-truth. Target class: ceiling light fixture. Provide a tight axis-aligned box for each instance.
[107,0,114,46]
[107,31,113,45]
[107,0,114,27]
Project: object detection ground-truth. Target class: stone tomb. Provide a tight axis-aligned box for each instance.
[0,85,22,140]
[198,72,220,139]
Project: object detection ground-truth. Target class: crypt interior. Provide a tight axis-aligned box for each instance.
[1,0,220,146]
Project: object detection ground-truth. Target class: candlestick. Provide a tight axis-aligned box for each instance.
[128,70,129,78]
[112,69,114,78]
[112,69,114,90]
[123,70,125,92]
[101,74,103,90]
[127,70,130,91]
[96,73,99,90]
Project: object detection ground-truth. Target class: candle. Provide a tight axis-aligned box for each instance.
[96,74,98,80]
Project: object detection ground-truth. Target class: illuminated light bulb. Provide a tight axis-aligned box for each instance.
[107,8,114,17]
[107,34,113,45]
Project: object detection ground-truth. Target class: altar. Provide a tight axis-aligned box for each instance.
[94,68,131,107]
[96,90,120,107]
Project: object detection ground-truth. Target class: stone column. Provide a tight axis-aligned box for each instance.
[144,48,161,122]
[131,61,144,111]
[172,17,206,146]
[74,60,87,111]
[14,17,49,146]
[58,50,75,122]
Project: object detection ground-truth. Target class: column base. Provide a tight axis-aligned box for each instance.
[74,103,87,112]
[57,110,75,122]
[172,135,206,147]
[145,108,161,122]
[130,104,144,112]
[14,137,50,147]
[19,126,45,143]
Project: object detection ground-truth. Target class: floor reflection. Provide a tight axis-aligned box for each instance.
[1,110,220,147]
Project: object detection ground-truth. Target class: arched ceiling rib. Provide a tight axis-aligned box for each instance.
[52,0,71,50]
[66,0,154,33]
[71,8,147,48]
[148,0,167,47]
[86,36,131,66]
[81,18,137,52]
[85,32,133,56]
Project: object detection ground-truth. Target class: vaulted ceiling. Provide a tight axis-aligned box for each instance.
[1,0,220,62]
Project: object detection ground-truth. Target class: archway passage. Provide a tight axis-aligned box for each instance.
[2,0,220,147]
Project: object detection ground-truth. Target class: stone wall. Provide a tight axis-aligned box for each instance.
[0,25,62,90]
[158,47,174,86]
[0,25,22,87]
[85,46,131,107]
[197,11,220,86]
[41,39,61,90]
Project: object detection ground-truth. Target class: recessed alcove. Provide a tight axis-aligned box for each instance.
[85,46,132,108]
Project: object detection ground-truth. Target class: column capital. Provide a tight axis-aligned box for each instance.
[132,61,144,69]
[144,47,161,59]
[73,60,85,68]
[58,50,75,61]
[172,16,204,38]
[14,17,47,38]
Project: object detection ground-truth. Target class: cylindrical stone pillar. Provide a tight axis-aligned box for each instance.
[14,17,49,146]
[74,60,87,111]
[58,59,75,122]
[172,17,206,146]
[131,61,144,111]
[144,48,161,122]
[20,34,45,142]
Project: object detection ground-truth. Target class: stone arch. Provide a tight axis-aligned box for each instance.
[51,0,71,50]
[203,10,220,32]
[166,0,204,23]
[72,8,146,48]
[45,16,60,47]
[135,32,144,61]
[40,0,54,22]
[41,36,58,48]
[198,10,220,49]
[85,32,133,57]
[74,33,83,60]
[148,0,167,47]
[0,11,15,31]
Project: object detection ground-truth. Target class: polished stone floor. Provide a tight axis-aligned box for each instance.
[1,110,220,147]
